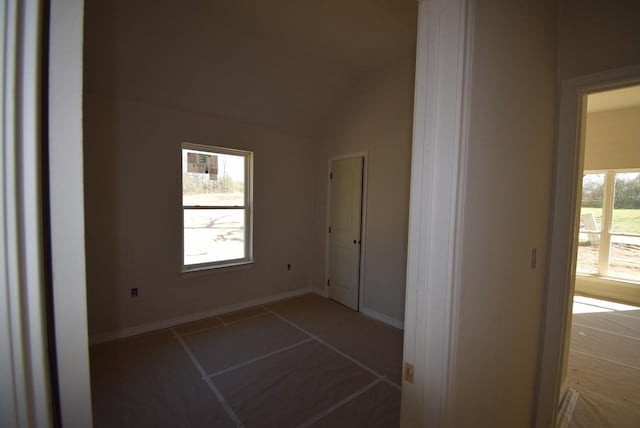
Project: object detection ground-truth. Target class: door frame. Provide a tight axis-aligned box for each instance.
[324,152,368,311]
[1,1,55,426]
[400,0,474,426]
[533,64,640,428]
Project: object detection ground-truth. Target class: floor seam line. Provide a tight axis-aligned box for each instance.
[295,378,383,428]
[204,337,317,378]
[599,311,640,321]
[263,306,402,390]
[572,322,640,341]
[179,312,271,337]
[170,328,244,428]
[569,347,640,370]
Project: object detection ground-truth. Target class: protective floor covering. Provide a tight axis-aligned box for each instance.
[90,293,403,428]
[562,296,640,428]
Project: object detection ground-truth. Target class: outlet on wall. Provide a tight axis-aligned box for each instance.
[130,288,138,298]
[287,263,291,271]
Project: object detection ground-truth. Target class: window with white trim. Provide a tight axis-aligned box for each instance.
[181,144,253,270]
[577,170,640,282]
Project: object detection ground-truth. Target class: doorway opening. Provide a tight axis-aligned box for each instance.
[559,84,640,426]
[325,153,367,311]
[536,66,640,428]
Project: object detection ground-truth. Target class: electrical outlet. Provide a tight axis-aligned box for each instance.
[404,362,415,384]
[287,264,292,271]
[130,288,138,298]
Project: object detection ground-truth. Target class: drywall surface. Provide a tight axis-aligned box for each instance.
[558,0,640,80]
[451,0,557,426]
[84,97,315,335]
[584,107,640,170]
[82,0,416,137]
[312,59,415,324]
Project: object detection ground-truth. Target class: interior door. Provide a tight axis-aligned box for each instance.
[328,156,364,310]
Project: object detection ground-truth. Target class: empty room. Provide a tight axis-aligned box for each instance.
[5,0,640,427]
[83,0,416,426]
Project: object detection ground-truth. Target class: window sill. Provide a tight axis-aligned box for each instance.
[180,260,255,277]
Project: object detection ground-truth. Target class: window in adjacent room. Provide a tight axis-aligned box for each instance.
[181,143,253,270]
[577,170,640,282]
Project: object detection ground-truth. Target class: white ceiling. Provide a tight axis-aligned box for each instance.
[84,0,418,137]
[587,84,640,113]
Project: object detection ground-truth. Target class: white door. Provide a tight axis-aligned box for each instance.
[328,157,364,310]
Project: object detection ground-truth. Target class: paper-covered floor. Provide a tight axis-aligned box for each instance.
[561,295,640,428]
[90,293,403,428]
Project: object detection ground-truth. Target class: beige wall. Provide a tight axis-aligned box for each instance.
[451,0,557,425]
[584,106,640,170]
[84,97,315,334]
[559,0,640,80]
[311,59,415,323]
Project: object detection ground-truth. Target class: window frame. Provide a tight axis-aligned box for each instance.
[577,168,640,282]
[181,143,254,272]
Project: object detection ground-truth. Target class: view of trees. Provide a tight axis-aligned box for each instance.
[581,175,604,207]
[182,172,244,195]
[614,174,640,208]
[582,173,640,209]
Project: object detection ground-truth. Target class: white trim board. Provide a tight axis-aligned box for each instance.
[89,288,311,345]
[361,307,404,330]
[401,0,474,427]
[2,1,56,426]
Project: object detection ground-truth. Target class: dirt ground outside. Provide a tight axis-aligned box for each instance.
[576,241,640,282]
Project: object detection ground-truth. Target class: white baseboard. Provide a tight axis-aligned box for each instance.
[361,306,404,330]
[90,287,311,345]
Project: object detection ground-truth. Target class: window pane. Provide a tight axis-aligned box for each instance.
[608,238,640,281]
[184,209,245,265]
[609,172,640,281]
[182,149,245,206]
[611,172,640,234]
[577,173,605,275]
[576,241,600,274]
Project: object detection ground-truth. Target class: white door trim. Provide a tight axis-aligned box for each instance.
[324,152,368,311]
[533,64,640,428]
[1,1,54,426]
[49,0,94,426]
[400,0,474,427]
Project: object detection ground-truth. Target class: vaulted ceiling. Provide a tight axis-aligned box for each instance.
[84,0,418,137]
